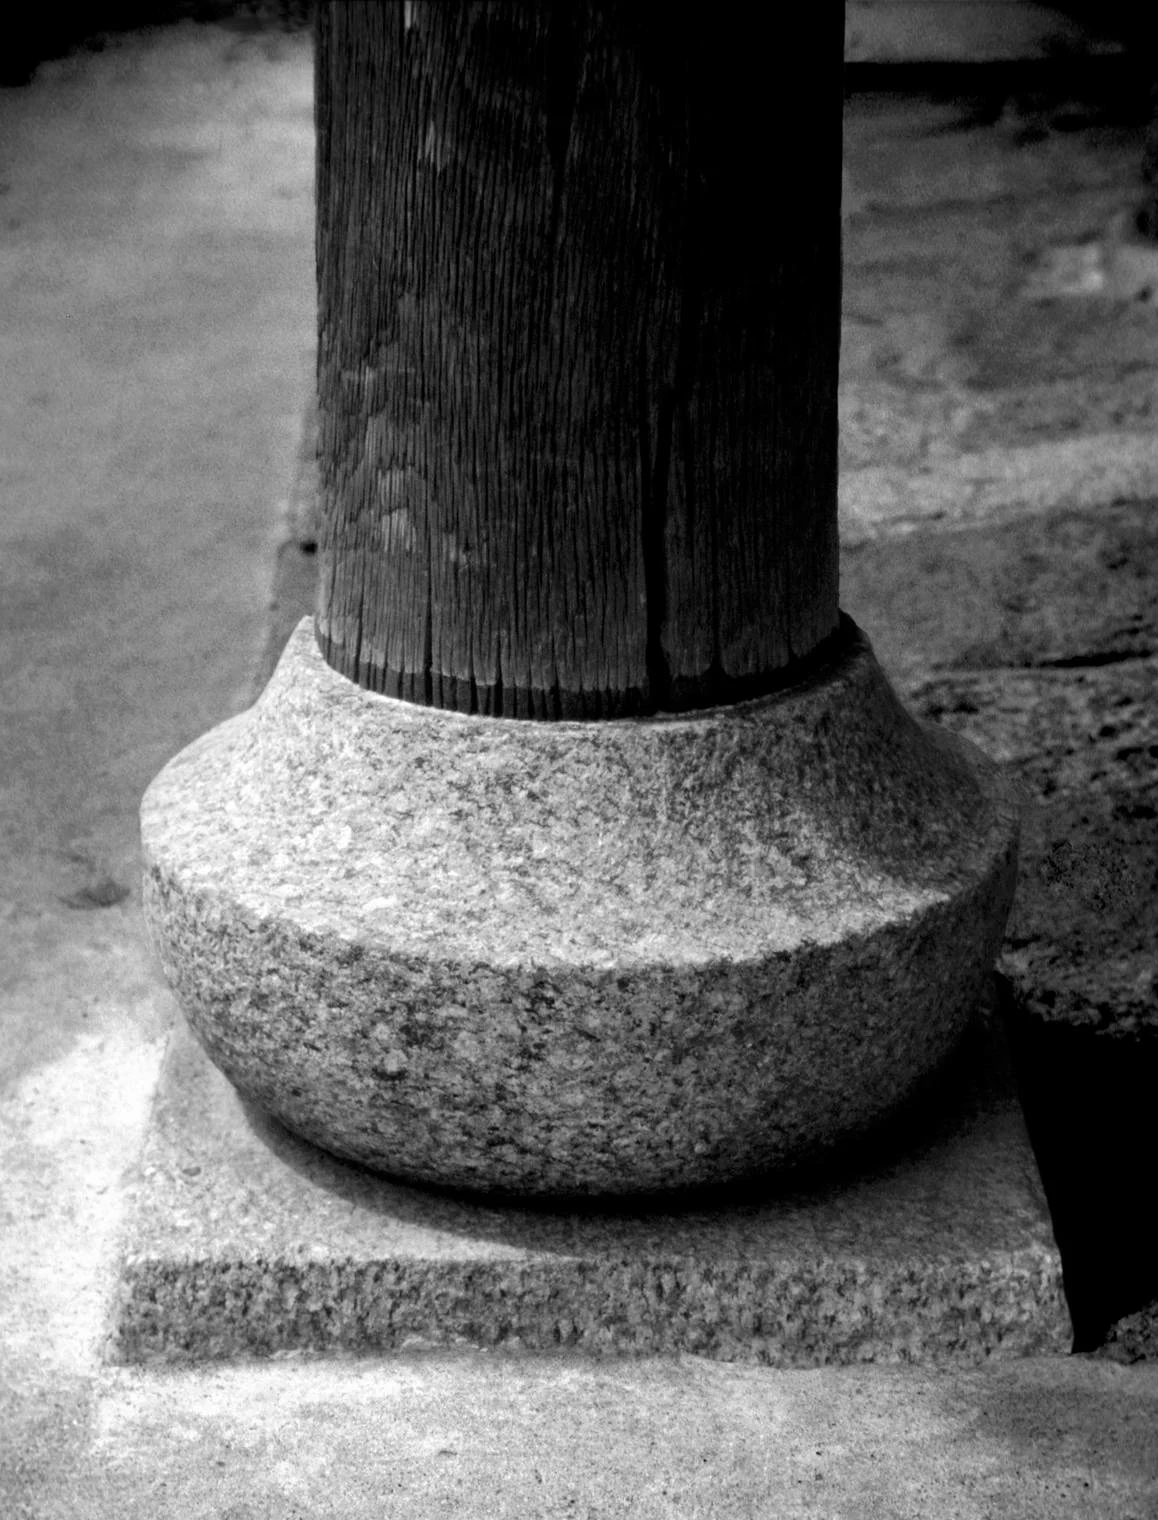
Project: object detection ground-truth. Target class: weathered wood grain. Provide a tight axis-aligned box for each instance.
[315,2,842,716]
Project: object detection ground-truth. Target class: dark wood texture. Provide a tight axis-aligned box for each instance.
[315,2,843,717]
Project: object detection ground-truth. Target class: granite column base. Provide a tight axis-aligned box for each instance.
[140,615,1020,1197]
[109,984,1070,1365]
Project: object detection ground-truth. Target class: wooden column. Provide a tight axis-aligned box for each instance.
[315,1,844,718]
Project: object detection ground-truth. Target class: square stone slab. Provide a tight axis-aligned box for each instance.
[108,983,1070,1365]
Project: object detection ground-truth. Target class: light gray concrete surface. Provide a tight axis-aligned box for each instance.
[2,15,1157,1519]
[0,22,316,1515]
[33,1356,1158,1519]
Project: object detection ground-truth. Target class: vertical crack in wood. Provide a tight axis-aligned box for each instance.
[423,552,433,708]
[314,4,840,717]
[544,0,580,303]
[636,324,661,712]
[646,382,674,712]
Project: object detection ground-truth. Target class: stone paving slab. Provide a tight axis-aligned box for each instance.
[109,982,1069,1366]
[842,498,1158,1053]
[845,2,1111,64]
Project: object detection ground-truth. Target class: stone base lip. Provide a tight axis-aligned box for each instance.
[108,987,1070,1366]
[141,615,1019,1195]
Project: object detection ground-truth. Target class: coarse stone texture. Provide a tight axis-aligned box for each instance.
[140,615,1019,1196]
[109,983,1069,1365]
[906,663,1158,1036]
[842,498,1158,1356]
[842,501,1158,1041]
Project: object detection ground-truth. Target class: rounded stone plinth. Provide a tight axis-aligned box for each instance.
[141,616,1018,1197]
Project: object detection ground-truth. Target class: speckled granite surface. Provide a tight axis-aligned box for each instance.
[109,982,1068,1364]
[140,616,1019,1194]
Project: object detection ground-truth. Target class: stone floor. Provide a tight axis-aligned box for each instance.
[2,10,1157,1517]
